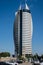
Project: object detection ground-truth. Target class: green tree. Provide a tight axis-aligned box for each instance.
[41,54,43,59]
[33,53,38,60]
[0,52,10,57]
[17,55,22,60]
[25,54,32,59]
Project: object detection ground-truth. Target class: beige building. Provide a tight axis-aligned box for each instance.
[13,4,33,56]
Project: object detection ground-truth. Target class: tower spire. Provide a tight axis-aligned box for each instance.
[19,0,29,10]
[25,0,27,6]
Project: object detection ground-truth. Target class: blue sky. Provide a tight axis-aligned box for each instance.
[0,0,43,55]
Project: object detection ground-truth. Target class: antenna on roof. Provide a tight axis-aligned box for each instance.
[25,0,27,7]
[25,0,27,4]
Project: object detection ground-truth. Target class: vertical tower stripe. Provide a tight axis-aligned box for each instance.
[20,10,22,55]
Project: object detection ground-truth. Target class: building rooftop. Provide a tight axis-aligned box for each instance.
[19,3,30,10]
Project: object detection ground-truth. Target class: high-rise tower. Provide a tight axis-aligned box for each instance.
[13,3,33,56]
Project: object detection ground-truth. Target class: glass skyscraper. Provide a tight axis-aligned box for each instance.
[13,4,33,56]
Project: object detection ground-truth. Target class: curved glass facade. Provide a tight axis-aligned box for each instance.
[13,5,33,56]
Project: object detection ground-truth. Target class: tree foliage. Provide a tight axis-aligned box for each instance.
[41,54,43,59]
[25,54,32,59]
[0,52,10,57]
